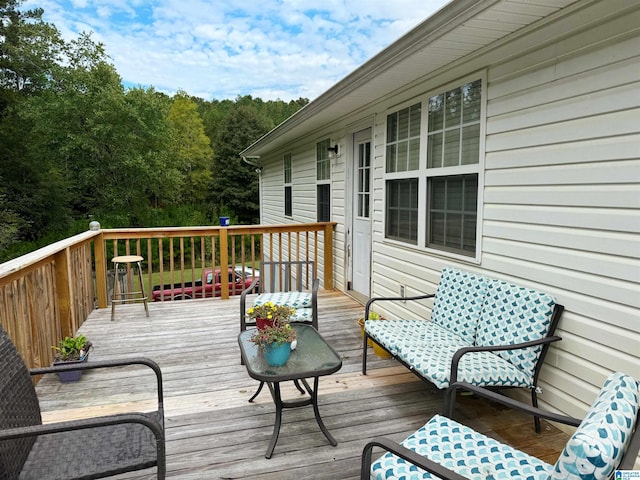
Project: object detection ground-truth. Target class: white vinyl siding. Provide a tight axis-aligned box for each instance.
[255,2,639,458]
[371,0,640,424]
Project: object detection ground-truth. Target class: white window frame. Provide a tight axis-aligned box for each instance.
[316,138,331,222]
[383,73,486,262]
[284,153,292,217]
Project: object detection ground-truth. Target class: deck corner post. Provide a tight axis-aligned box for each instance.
[219,227,229,299]
[94,232,108,309]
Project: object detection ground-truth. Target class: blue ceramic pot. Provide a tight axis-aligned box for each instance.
[263,342,291,366]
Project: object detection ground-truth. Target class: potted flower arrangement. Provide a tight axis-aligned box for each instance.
[248,303,297,366]
[246,301,295,330]
[52,334,92,383]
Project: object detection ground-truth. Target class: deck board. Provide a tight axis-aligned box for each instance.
[35,290,568,479]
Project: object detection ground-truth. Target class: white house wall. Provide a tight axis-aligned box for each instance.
[371,0,640,415]
[256,0,639,432]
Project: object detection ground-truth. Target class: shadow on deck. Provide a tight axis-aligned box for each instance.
[35,291,569,479]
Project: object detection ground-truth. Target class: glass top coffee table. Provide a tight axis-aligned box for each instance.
[238,324,342,458]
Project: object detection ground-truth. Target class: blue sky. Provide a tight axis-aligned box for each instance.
[29,0,452,101]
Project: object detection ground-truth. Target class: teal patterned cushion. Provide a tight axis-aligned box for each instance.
[371,414,553,479]
[365,320,470,357]
[254,291,312,309]
[475,281,555,376]
[396,344,532,389]
[552,372,639,480]
[431,268,488,344]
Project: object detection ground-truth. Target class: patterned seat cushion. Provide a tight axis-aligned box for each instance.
[396,344,532,389]
[290,307,313,323]
[371,414,553,480]
[552,372,639,480]
[254,291,312,309]
[430,268,488,344]
[475,281,556,378]
[365,320,470,357]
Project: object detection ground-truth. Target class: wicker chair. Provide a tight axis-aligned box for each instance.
[0,325,166,479]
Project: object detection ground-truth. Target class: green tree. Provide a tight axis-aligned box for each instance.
[167,92,214,206]
[0,0,63,96]
[211,105,272,224]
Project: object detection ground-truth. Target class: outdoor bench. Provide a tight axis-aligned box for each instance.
[362,267,564,431]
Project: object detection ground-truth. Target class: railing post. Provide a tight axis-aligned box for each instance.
[323,223,334,290]
[54,248,73,338]
[219,227,229,299]
[94,232,108,308]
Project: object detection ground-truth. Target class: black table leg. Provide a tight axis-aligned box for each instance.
[265,382,283,459]
[301,378,337,446]
[248,381,265,403]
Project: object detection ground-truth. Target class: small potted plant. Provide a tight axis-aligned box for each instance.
[246,301,295,330]
[52,334,92,382]
[250,321,297,366]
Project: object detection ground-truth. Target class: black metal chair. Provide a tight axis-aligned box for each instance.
[0,325,166,479]
[240,260,319,332]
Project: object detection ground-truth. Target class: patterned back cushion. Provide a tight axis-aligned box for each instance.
[431,268,488,344]
[475,280,555,375]
[552,372,639,480]
[255,291,312,309]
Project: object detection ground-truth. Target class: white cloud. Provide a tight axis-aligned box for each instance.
[28,0,452,100]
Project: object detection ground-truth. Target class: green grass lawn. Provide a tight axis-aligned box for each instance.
[144,267,204,296]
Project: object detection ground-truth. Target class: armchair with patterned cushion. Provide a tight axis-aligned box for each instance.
[362,372,640,480]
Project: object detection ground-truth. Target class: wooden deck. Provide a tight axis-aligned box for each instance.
[35,291,569,479]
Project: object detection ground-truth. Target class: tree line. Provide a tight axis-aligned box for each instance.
[0,0,308,261]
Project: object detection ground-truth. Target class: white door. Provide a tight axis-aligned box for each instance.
[351,129,372,296]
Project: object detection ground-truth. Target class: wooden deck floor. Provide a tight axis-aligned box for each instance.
[35,291,569,479]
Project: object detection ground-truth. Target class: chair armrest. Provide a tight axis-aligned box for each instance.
[240,278,260,331]
[241,277,260,297]
[449,335,562,383]
[0,412,164,443]
[361,437,468,480]
[31,357,164,420]
[365,293,435,319]
[448,381,582,427]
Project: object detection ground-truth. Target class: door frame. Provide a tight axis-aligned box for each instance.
[345,120,374,300]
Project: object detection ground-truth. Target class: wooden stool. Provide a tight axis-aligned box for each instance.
[111,255,149,321]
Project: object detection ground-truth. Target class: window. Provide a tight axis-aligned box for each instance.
[357,141,371,218]
[384,78,482,257]
[316,139,331,181]
[427,174,477,253]
[316,139,331,221]
[386,103,421,173]
[317,184,330,222]
[386,178,418,243]
[284,153,292,217]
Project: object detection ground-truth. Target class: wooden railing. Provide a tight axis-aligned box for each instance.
[0,223,335,371]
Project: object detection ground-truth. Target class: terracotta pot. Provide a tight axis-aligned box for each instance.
[256,317,274,330]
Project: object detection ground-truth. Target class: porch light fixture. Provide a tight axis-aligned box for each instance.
[327,144,339,155]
